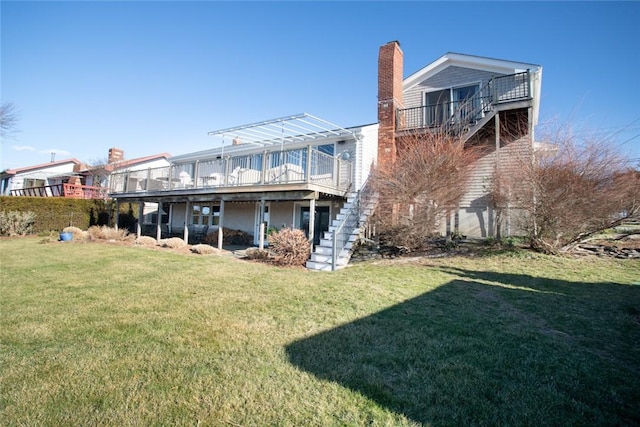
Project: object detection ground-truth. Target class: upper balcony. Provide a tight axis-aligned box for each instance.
[396,71,534,135]
[109,145,352,198]
[110,114,357,199]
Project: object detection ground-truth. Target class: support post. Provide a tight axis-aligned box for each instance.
[308,197,316,251]
[184,201,190,243]
[137,202,143,238]
[156,202,162,241]
[114,200,120,230]
[217,200,225,250]
[258,199,265,250]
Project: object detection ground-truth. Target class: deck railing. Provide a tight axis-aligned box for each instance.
[10,183,106,199]
[397,71,532,132]
[109,146,352,194]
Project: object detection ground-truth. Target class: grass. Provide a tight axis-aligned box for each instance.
[1,237,639,426]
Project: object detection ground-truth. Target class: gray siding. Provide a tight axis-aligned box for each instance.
[454,135,532,238]
[404,66,504,109]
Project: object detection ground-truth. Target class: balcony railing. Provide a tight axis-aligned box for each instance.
[397,71,532,132]
[109,146,352,195]
[10,183,107,199]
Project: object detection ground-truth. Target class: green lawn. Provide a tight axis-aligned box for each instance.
[1,237,639,426]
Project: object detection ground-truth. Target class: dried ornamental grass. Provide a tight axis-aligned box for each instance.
[62,226,87,240]
[135,236,157,247]
[87,225,131,241]
[190,244,218,255]
[159,237,187,249]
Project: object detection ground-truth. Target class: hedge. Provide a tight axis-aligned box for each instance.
[0,197,139,234]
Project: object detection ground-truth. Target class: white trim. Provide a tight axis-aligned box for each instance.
[404,52,541,92]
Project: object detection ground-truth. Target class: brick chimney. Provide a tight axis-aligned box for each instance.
[108,147,124,164]
[377,41,404,170]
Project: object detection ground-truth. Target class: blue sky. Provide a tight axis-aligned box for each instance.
[2,1,639,170]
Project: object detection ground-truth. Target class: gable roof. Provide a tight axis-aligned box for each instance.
[404,52,543,125]
[2,158,83,176]
[404,52,542,90]
[102,153,171,172]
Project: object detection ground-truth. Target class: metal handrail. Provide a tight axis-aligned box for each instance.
[331,176,376,270]
[397,71,531,133]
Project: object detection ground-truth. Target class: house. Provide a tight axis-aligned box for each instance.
[0,157,89,198]
[0,148,170,200]
[109,42,542,270]
[108,114,379,269]
[377,41,542,239]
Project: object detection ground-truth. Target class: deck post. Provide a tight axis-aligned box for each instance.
[156,202,163,241]
[137,202,143,238]
[305,145,312,183]
[184,201,190,243]
[114,200,120,230]
[308,197,316,251]
[217,200,225,250]
[259,199,265,250]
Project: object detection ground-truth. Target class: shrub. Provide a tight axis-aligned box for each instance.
[245,247,271,261]
[87,225,131,241]
[202,228,253,246]
[135,236,157,246]
[190,244,218,255]
[0,210,36,236]
[376,224,432,251]
[160,237,187,249]
[268,228,310,266]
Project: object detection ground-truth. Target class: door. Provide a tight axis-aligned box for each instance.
[300,206,330,246]
[424,89,450,126]
[453,84,480,123]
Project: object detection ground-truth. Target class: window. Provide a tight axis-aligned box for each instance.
[23,178,45,188]
[191,204,220,226]
[424,84,480,126]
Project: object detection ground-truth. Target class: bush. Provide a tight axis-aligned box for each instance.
[0,196,112,233]
[135,236,157,246]
[159,237,187,249]
[202,228,253,246]
[63,226,87,240]
[87,225,131,241]
[377,224,432,251]
[245,247,271,261]
[0,210,36,236]
[190,244,218,255]
[268,228,310,266]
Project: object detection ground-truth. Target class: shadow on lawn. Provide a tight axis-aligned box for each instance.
[285,269,640,426]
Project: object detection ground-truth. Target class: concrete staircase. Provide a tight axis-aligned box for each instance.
[306,191,377,271]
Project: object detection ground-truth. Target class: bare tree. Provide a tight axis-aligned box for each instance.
[0,102,19,140]
[488,129,639,253]
[373,130,480,249]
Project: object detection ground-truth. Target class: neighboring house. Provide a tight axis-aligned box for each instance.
[0,158,88,197]
[107,41,544,270]
[0,148,171,200]
[377,41,542,238]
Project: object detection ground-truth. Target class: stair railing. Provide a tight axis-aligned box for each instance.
[331,176,376,270]
[396,71,532,135]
